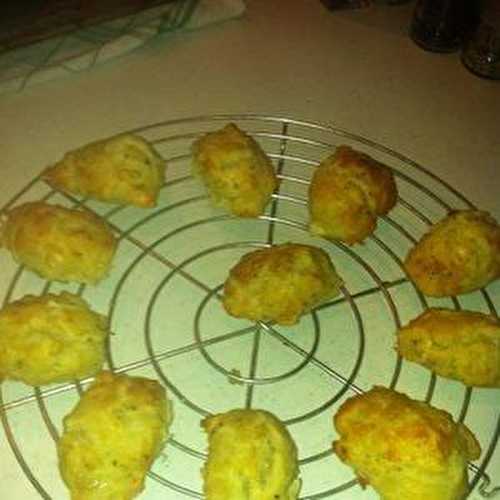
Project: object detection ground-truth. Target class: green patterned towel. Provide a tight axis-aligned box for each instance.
[0,0,245,94]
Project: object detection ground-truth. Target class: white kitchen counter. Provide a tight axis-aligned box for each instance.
[1,1,499,499]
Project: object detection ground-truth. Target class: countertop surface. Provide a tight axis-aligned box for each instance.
[1,1,499,499]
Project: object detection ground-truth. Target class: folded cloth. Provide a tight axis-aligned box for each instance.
[0,0,246,95]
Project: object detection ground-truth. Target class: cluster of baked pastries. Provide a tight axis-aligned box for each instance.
[0,132,167,285]
[0,123,498,499]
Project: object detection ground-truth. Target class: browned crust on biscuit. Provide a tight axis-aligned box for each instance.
[309,146,397,244]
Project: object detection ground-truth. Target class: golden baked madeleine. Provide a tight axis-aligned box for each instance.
[404,210,500,296]
[58,371,172,500]
[0,292,108,386]
[0,202,117,284]
[333,386,481,500]
[223,243,343,325]
[44,134,165,207]
[202,409,300,500]
[397,308,500,387]
[192,123,278,217]
[309,145,397,244]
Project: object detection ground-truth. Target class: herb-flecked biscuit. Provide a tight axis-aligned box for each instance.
[309,146,397,244]
[44,134,165,207]
[202,409,300,500]
[0,202,117,284]
[404,210,500,296]
[397,308,500,387]
[58,371,172,500]
[0,292,108,386]
[192,123,278,217]
[333,386,481,500]
[223,243,343,325]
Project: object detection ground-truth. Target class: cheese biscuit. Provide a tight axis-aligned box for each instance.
[404,210,500,296]
[44,134,165,207]
[223,243,343,325]
[0,292,108,386]
[58,371,172,500]
[309,146,397,244]
[333,386,481,500]
[202,409,300,500]
[397,308,500,387]
[0,202,117,284]
[192,123,278,217]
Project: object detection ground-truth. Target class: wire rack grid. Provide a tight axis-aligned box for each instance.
[0,113,499,499]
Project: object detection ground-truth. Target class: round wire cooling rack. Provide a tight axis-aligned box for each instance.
[0,113,499,500]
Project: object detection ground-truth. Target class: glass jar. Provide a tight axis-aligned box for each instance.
[410,0,468,53]
[461,1,500,79]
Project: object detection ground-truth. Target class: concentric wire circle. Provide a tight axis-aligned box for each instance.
[0,114,498,499]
